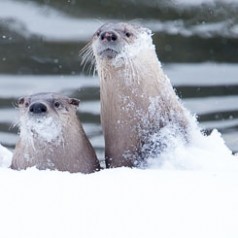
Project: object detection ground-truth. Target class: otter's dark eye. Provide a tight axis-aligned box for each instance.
[96,31,101,37]
[125,32,131,38]
[25,102,29,108]
[54,101,61,108]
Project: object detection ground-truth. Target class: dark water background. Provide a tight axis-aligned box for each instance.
[0,0,238,159]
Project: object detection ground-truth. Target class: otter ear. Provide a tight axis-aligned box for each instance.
[68,98,80,107]
[17,97,25,106]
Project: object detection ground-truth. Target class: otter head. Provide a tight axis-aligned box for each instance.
[81,22,154,69]
[92,22,153,61]
[17,92,80,143]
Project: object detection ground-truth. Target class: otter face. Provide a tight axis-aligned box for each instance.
[17,92,80,142]
[91,22,153,60]
[17,92,80,119]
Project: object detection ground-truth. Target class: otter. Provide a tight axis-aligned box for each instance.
[82,22,197,168]
[11,92,100,173]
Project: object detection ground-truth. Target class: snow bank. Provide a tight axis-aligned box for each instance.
[1,128,238,238]
[150,129,238,173]
[0,165,238,238]
[0,144,12,167]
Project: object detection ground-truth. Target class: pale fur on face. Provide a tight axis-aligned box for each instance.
[16,93,79,150]
[80,22,156,76]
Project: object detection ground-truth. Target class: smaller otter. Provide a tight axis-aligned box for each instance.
[11,92,100,173]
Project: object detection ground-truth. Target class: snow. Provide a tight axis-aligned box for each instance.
[0,167,238,238]
[1,2,238,235]
[1,127,238,238]
[0,168,234,238]
[20,116,63,144]
[0,144,12,167]
[123,27,155,58]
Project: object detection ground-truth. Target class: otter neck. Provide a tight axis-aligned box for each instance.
[98,48,178,122]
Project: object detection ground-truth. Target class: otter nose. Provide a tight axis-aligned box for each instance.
[29,103,47,114]
[100,31,117,42]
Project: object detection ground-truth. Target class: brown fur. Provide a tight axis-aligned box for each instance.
[85,22,194,168]
[11,92,100,173]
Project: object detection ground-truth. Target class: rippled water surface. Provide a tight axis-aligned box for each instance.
[0,0,238,159]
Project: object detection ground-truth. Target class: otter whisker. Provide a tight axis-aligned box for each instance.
[128,58,139,83]
[12,101,19,109]
[79,42,96,75]
[10,101,21,130]
[80,42,92,64]
[10,121,19,130]
[124,56,140,84]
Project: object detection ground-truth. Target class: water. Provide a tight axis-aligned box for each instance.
[0,0,238,160]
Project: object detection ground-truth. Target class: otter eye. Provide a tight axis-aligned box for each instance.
[17,97,30,108]
[125,32,131,38]
[96,31,101,37]
[54,101,61,108]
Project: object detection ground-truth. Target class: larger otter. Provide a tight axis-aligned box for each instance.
[82,22,196,168]
[11,92,100,173]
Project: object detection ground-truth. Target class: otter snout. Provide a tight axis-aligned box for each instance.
[29,102,47,114]
[90,22,154,62]
[96,31,119,59]
[100,31,118,42]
